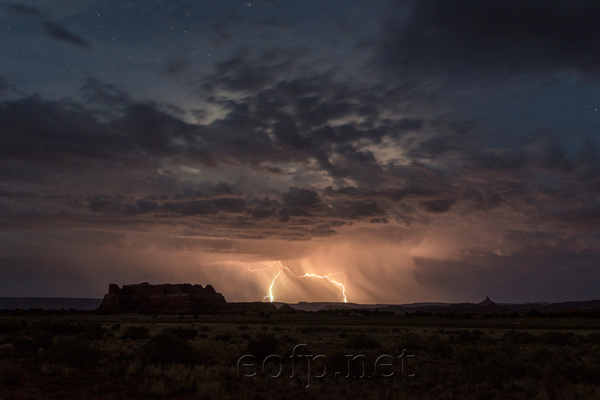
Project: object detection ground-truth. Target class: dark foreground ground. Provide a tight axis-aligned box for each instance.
[1,310,599,399]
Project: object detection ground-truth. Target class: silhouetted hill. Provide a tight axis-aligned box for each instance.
[98,283,227,313]
[478,296,495,306]
[97,283,277,314]
[502,299,600,313]
[283,297,600,315]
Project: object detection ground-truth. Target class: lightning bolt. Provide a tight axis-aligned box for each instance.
[264,268,284,302]
[262,261,348,303]
[302,272,347,303]
[208,260,348,303]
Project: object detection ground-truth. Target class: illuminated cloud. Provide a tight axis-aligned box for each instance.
[0,1,599,302]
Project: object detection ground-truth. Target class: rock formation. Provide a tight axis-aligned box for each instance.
[98,282,227,314]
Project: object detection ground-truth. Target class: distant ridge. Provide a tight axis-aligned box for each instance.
[2,294,599,314]
[501,299,600,313]
[0,297,102,310]
[284,298,600,314]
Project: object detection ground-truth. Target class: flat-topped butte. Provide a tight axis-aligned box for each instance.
[98,282,227,314]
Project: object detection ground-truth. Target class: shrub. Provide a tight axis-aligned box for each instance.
[398,332,420,350]
[451,329,485,344]
[583,333,600,345]
[246,333,279,361]
[0,321,24,334]
[161,327,197,340]
[82,323,108,339]
[10,332,51,355]
[0,363,27,386]
[12,336,38,355]
[328,351,368,379]
[501,330,536,345]
[44,336,100,367]
[31,333,52,350]
[121,326,150,340]
[541,331,573,346]
[140,333,199,365]
[37,321,85,336]
[428,337,453,359]
[0,343,15,358]
[345,333,380,350]
[213,333,232,342]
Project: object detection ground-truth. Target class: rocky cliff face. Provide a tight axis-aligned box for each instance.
[98,282,227,314]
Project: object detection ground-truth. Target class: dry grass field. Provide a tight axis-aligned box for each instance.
[1,310,600,399]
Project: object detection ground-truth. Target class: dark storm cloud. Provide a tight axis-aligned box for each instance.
[279,187,323,220]
[382,0,600,77]
[0,189,37,199]
[1,65,598,244]
[548,203,600,229]
[81,183,390,236]
[88,195,230,217]
[164,55,190,76]
[272,115,311,149]
[2,82,596,240]
[323,185,435,201]
[283,187,322,209]
[0,95,135,164]
[2,3,91,50]
[87,194,129,214]
[0,86,217,172]
[87,186,248,217]
[0,75,11,96]
[176,182,236,199]
[248,198,281,219]
[80,79,131,110]
[328,200,383,219]
[528,138,600,183]
[197,58,439,188]
[0,80,261,176]
[204,57,292,92]
[420,198,455,214]
[2,2,39,15]
[405,122,474,161]
[465,148,529,172]
[2,0,600,303]
[537,143,575,172]
[163,198,247,216]
[43,21,91,49]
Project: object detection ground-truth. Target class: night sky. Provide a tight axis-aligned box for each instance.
[1,0,600,303]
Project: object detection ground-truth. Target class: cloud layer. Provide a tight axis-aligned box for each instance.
[0,1,599,302]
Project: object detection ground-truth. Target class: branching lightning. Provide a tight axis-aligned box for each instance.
[261,260,347,303]
[207,260,349,303]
